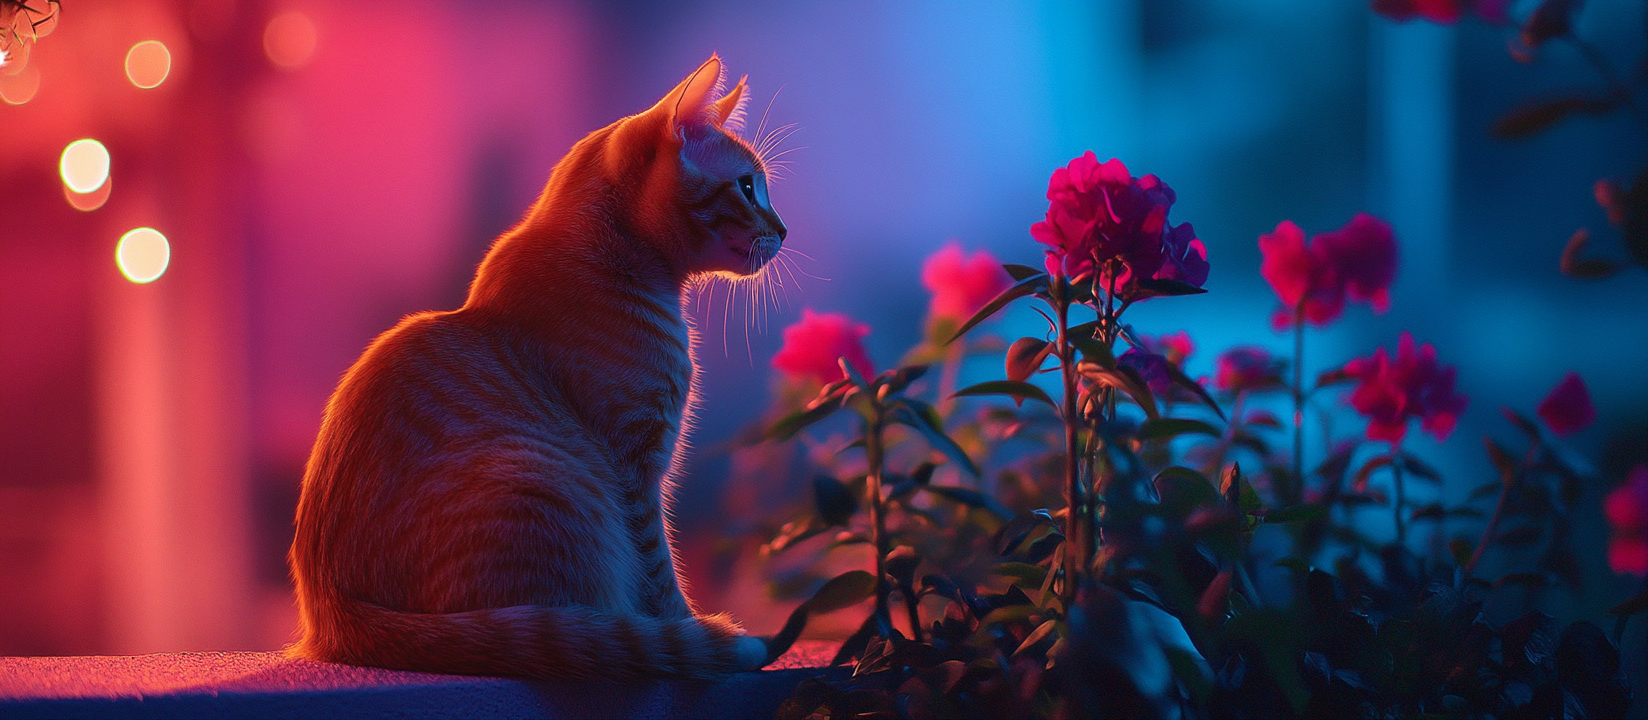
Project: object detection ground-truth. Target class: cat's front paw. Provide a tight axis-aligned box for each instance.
[734,635,769,671]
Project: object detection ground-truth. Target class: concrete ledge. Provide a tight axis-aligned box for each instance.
[0,642,841,719]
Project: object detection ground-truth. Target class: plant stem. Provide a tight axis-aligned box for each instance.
[1055,287,1082,607]
[1392,442,1407,547]
[902,583,924,643]
[1563,34,1648,128]
[1291,303,1305,508]
[936,337,964,418]
[1463,480,1508,577]
[864,408,893,636]
[1464,439,1537,577]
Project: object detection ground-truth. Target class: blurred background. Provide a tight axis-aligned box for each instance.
[1,0,1644,655]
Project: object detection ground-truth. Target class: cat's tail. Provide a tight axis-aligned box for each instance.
[292,596,767,680]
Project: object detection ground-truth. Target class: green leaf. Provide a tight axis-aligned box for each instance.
[893,400,982,477]
[1265,504,1328,524]
[1483,436,1518,485]
[952,380,1057,411]
[1468,481,1502,501]
[1274,557,1312,574]
[839,357,871,394]
[1221,463,1260,516]
[1002,263,1043,281]
[1165,362,1226,421]
[946,273,1048,345]
[1138,417,1221,442]
[1608,588,1648,616]
[924,484,1012,520]
[1492,94,1621,139]
[1012,619,1058,659]
[995,562,1048,589]
[805,570,878,613]
[996,509,1056,555]
[1072,337,1115,370]
[1562,228,1627,279]
[1496,526,1543,545]
[1079,363,1158,420]
[1156,466,1221,517]
[1496,572,1550,589]
[1006,337,1053,383]
[813,476,858,526]
[1501,408,1542,442]
[769,398,844,441]
[878,364,929,396]
[1398,454,1443,484]
[1133,277,1208,296]
[1352,454,1393,491]
[1313,368,1353,390]
[1448,539,1473,568]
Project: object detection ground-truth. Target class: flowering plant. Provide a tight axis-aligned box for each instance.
[740,151,1642,719]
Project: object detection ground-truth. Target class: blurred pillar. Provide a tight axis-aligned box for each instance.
[1371,18,1455,297]
[93,0,258,653]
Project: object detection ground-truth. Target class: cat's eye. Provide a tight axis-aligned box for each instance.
[737,175,757,204]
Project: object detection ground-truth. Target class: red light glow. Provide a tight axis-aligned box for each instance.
[125,41,172,89]
[263,12,317,69]
[116,228,170,284]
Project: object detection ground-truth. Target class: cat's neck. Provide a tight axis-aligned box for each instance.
[465,199,684,328]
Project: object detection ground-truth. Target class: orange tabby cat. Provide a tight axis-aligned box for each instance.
[289,56,785,679]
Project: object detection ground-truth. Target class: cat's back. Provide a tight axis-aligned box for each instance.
[306,309,598,500]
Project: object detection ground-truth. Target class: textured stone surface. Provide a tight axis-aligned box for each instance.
[0,641,840,719]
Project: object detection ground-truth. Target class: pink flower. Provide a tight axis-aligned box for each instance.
[921,242,1012,323]
[1139,331,1194,367]
[771,309,873,384]
[1372,0,1509,24]
[1342,333,1468,443]
[1522,0,1578,48]
[1261,214,1398,329]
[1536,372,1595,437]
[1605,465,1648,574]
[1029,152,1207,301]
[1260,221,1345,328]
[1214,346,1285,393]
[1118,349,1172,395]
[1315,214,1397,313]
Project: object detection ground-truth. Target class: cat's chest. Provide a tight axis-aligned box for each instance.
[563,315,692,476]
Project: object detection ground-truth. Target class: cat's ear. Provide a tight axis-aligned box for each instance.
[709,75,748,131]
[647,55,725,135]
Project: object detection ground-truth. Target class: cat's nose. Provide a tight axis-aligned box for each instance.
[774,218,787,243]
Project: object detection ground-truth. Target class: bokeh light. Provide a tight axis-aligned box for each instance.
[263,12,317,69]
[116,228,171,284]
[64,176,111,212]
[0,64,39,104]
[124,41,172,89]
[59,139,110,194]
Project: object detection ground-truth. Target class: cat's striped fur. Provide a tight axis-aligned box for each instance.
[289,56,786,679]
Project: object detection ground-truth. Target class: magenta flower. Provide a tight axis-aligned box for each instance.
[1605,465,1648,574]
[1139,331,1195,368]
[921,242,1012,323]
[1342,333,1468,443]
[1118,349,1172,395]
[1214,346,1285,393]
[1536,372,1595,437]
[1371,0,1509,24]
[1522,0,1578,48]
[1315,214,1397,313]
[1261,214,1398,329]
[1029,152,1207,301]
[771,309,874,384]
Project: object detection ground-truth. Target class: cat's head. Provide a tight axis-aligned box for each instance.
[605,55,787,279]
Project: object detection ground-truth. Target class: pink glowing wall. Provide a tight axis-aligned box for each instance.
[0,0,593,654]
